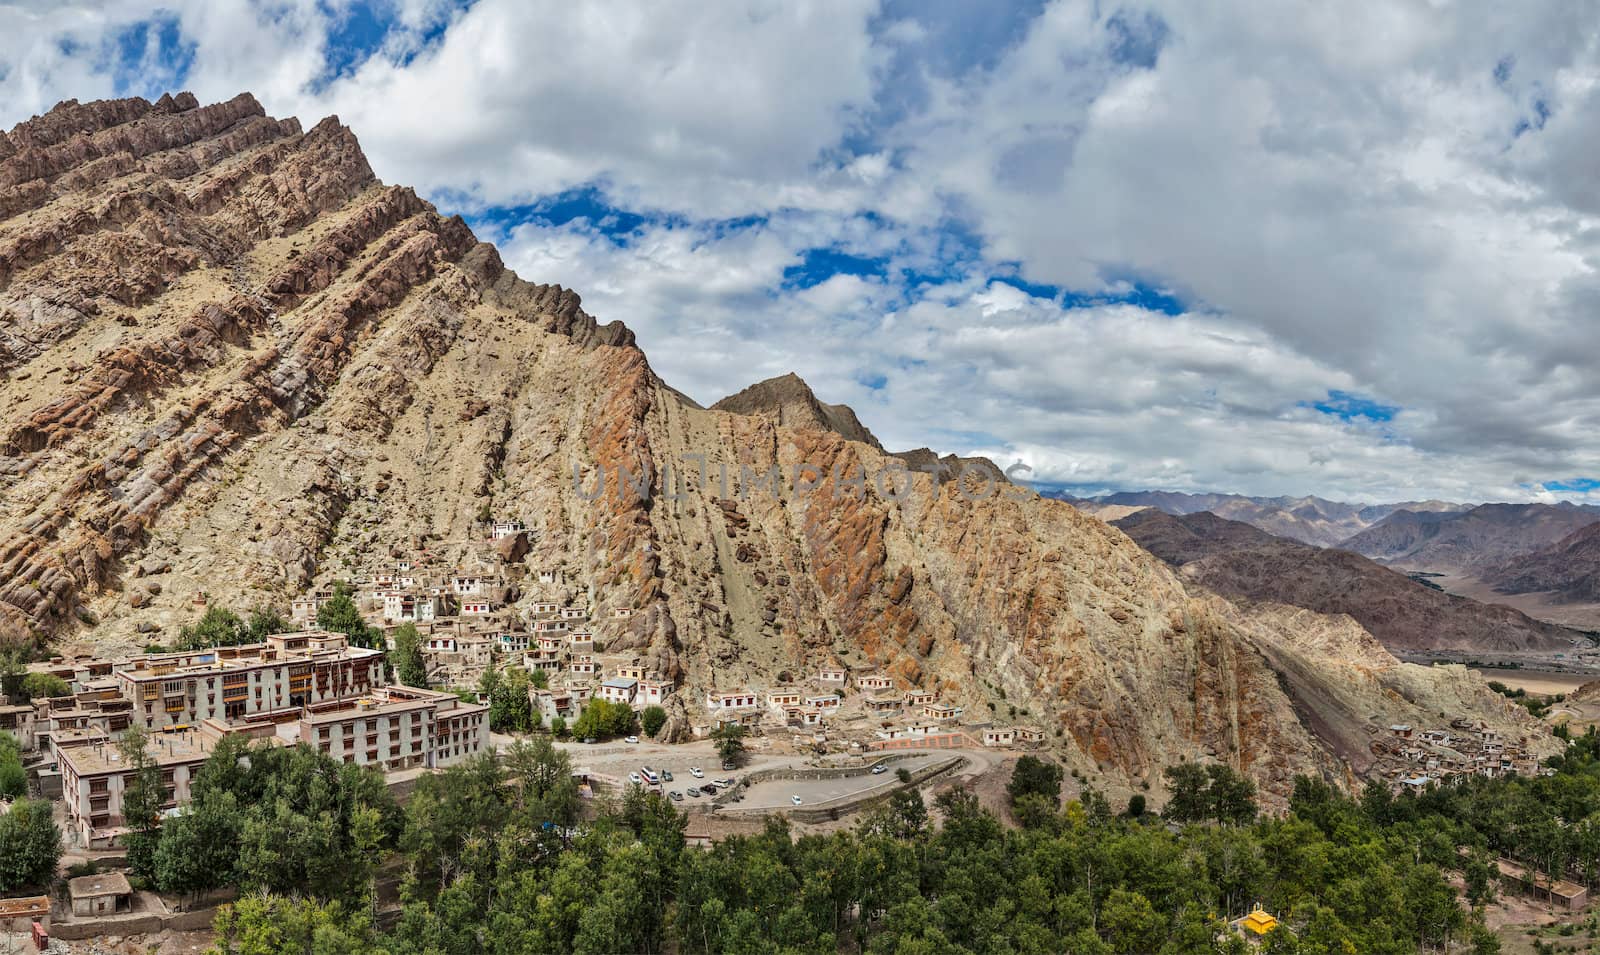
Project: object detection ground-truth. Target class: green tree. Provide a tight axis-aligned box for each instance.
[1207,764,1258,826]
[640,705,668,738]
[1006,755,1063,813]
[1163,762,1211,823]
[19,671,69,700]
[390,623,428,688]
[246,607,292,642]
[1463,851,1497,910]
[1126,793,1147,818]
[712,723,747,767]
[550,716,569,738]
[1100,888,1163,955]
[155,790,243,900]
[488,667,534,733]
[0,798,61,892]
[165,740,398,904]
[208,893,387,955]
[0,730,25,799]
[530,667,549,690]
[0,759,25,800]
[178,607,248,650]
[505,736,582,830]
[1011,792,1058,830]
[316,584,380,649]
[0,651,25,702]
[118,724,167,879]
[863,786,927,841]
[572,699,636,741]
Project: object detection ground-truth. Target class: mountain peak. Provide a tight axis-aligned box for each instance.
[710,373,883,449]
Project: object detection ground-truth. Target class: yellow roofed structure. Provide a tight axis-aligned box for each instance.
[1239,902,1279,935]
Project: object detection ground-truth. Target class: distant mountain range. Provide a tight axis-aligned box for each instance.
[1338,503,1600,575]
[1111,509,1589,654]
[1061,490,1468,547]
[1482,520,1600,604]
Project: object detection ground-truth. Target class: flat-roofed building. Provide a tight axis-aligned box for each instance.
[601,678,638,705]
[0,703,37,751]
[863,695,901,715]
[68,871,133,916]
[290,592,338,626]
[491,519,526,541]
[638,679,673,705]
[113,632,384,729]
[768,690,803,712]
[706,689,758,711]
[382,592,448,623]
[857,673,894,692]
[451,574,497,597]
[982,727,1017,747]
[54,726,224,848]
[300,686,488,773]
[532,688,579,724]
[497,631,531,654]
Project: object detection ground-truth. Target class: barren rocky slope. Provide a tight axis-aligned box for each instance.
[1340,503,1600,575]
[0,92,1553,794]
[1113,509,1585,654]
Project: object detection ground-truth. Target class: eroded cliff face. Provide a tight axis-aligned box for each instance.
[0,93,1548,796]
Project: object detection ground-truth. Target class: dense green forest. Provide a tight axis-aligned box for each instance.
[91,727,1600,954]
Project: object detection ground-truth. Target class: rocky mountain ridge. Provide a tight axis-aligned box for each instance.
[1113,509,1586,653]
[1481,520,1600,604]
[1338,502,1600,575]
[0,92,1553,795]
[712,372,1009,484]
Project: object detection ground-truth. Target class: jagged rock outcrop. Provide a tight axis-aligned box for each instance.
[0,93,1551,797]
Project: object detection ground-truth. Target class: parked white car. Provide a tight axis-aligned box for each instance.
[790,795,803,806]
[689,767,704,778]
[625,735,640,744]
[628,772,642,784]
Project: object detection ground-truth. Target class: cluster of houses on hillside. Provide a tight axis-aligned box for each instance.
[0,517,1064,852]
[287,518,1053,751]
[1376,719,1549,793]
[6,630,489,848]
[688,667,1048,753]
